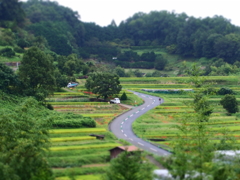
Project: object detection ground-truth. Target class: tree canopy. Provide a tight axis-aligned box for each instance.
[0,63,19,94]
[103,150,153,180]
[85,72,122,99]
[0,0,25,24]
[18,46,56,101]
[0,94,53,180]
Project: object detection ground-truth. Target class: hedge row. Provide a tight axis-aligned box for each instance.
[49,128,107,134]
[52,117,96,128]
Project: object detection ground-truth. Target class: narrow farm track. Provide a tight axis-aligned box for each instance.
[109,91,171,156]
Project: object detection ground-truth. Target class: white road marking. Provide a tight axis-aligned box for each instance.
[142,108,145,110]
[130,114,133,117]
[121,122,124,124]
[150,148,157,152]
[124,134,127,137]
[152,102,154,104]
[150,98,152,99]
[129,138,133,141]
[147,105,150,107]
[138,142,144,146]
[125,118,128,121]
[136,111,139,114]
[121,130,123,133]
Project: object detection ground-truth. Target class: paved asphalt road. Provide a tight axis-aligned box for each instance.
[109,91,171,156]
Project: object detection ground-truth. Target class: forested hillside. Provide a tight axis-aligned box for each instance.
[1,0,240,73]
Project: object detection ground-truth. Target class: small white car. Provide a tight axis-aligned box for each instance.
[110,98,121,104]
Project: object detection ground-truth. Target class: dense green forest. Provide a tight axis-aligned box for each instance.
[1,0,240,72]
[1,0,240,79]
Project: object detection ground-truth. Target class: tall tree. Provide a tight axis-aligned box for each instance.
[103,150,153,180]
[0,96,53,180]
[18,47,56,101]
[85,72,122,99]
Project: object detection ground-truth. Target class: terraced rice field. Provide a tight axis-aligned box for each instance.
[46,91,130,179]
[48,76,240,179]
[48,127,121,179]
[129,77,240,152]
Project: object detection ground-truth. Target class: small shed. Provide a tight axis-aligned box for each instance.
[109,145,140,159]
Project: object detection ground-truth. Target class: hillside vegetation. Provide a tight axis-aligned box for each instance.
[1,0,240,76]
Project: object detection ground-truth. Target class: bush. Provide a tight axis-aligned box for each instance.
[52,113,96,128]
[52,119,83,128]
[81,117,96,127]
[145,73,152,77]
[0,47,15,57]
[218,87,234,95]
[14,46,25,53]
[46,103,54,110]
[203,87,217,95]
[155,54,168,70]
[120,92,128,100]
[220,94,239,114]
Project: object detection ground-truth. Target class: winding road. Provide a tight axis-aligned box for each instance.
[109,91,171,156]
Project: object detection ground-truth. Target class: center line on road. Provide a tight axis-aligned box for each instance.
[147,105,150,107]
[125,118,128,121]
[150,148,157,152]
[136,111,139,114]
[121,130,123,133]
[138,142,144,146]
[152,102,154,104]
[121,122,124,124]
[130,114,133,117]
[142,108,145,110]
[124,134,127,137]
[129,138,133,141]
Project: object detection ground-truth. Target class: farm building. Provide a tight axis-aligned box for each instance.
[109,145,140,159]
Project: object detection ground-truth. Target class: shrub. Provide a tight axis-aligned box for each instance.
[203,87,217,95]
[220,94,239,114]
[46,104,54,110]
[120,92,128,100]
[14,46,25,53]
[81,117,96,127]
[155,54,168,70]
[145,72,152,77]
[52,114,96,128]
[218,87,234,95]
[0,47,15,57]
[52,119,83,128]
